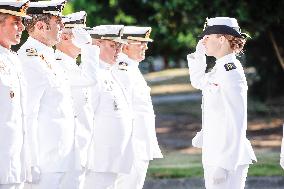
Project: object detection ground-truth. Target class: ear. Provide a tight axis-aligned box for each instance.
[61,33,70,41]
[34,21,45,31]
[219,35,227,44]
[122,44,129,51]
[92,39,101,46]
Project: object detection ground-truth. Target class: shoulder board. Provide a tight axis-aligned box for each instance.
[224,62,237,71]
[26,48,38,56]
[118,61,128,71]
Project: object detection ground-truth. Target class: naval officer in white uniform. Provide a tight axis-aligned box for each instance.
[81,25,134,189]
[113,26,163,189]
[55,11,100,189]
[18,1,77,188]
[280,124,284,169]
[0,1,29,189]
[187,17,257,189]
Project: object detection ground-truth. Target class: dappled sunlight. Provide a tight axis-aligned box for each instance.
[150,84,196,95]
[144,68,189,81]
[179,147,202,154]
[156,127,172,134]
[251,139,282,148]
[248,118,283,131]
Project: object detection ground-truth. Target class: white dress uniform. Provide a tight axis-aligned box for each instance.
[18,37,76,189]
[280,124,284,168]
[113,53,163,189]
[0,45,27,189]
[81,55,134,189]
[188,52,257,189]
[54,45,98,189]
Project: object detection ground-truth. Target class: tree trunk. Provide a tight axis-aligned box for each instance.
[268,31,284,71]
[163,55,169,69]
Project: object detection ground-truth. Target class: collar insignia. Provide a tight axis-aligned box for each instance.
[224,62,237,71]
[26,48,38,56]
[118,61,128,71]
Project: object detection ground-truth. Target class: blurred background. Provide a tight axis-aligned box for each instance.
[20,0,284,188]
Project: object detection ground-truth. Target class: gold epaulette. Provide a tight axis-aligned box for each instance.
[26,48,38,56]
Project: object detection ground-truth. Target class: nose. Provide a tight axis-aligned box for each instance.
[19,21,25,32]
[142,43,148,50]
[115,44,123,53]
[202,38,206,46]
[59,21,64,30]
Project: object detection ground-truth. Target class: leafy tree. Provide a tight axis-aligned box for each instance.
[68,0,284,99]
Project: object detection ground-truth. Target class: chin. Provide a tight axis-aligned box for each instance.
[11,39,20,46]
[205,51,212,57]
[112,57,117,63]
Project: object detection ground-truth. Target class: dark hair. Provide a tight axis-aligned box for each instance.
[24,14,52,33]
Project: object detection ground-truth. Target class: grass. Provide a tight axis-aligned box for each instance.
[146,151,284,179]
[153,98,281,120]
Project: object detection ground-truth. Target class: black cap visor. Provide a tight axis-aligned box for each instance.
[199,25,243,38]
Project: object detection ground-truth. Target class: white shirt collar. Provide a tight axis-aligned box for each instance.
[99,59,113,70]
[215,53,237,66]
[117,53,139,67]
[0,44,13,54]
[27,36,55,56]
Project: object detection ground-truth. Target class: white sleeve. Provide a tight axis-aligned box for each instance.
[69,44,101,87]
[217,70,249,170]
[21,57,48,168]
[89,82,101,114]
[281,124,284,157]
[187,53,208,90]
[80,44,100,82]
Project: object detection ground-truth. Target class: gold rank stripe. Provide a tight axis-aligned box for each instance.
[0,9,27,17]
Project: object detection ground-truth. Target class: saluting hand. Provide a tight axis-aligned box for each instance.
[72,27,92,48]
[31,166,41,184]
[195,39,206,57]
[212,167,228,185]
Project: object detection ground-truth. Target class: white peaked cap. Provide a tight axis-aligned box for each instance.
[122,26,153,42]
[207,17,239,28]
[62,11,87,28]
[87,25,127,44]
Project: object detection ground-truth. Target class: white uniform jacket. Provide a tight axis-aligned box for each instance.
[0,45,26,184]
[18,37,75,174]
[113,53,163,161]
[54,45,97,169]
[187,53,256,171]
[281,124,284,158]
[81,52,134,174]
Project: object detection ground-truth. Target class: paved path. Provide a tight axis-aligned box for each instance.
[144,177,284,189]
[152,93,202,104]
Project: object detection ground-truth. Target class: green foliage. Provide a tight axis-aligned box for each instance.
[62,2,74,15]
[65,0,284,99]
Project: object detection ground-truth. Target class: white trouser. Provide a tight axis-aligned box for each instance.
[61,169,86,189]
[24,170,85,189]
[204,164,249,189]
[84,171,118,189]
[115,160,149,189]
[0,183,24,189]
